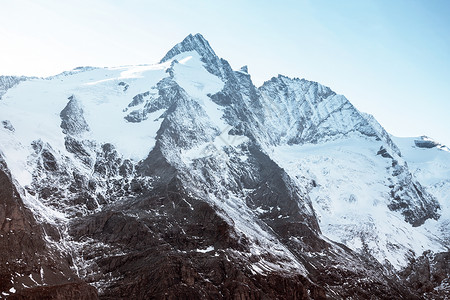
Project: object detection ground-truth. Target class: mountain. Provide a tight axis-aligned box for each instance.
[0,33,448,299]
[0,76,29,100]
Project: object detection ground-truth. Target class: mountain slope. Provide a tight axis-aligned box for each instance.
[0,33,448,299]
[0,76,29,100]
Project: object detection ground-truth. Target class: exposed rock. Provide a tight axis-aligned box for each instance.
[388,164,440,227]
[160,33,230,80]
[118,81,129,92]
[9,282,98,300]
[240,65,248,73]
[128,91,150,107]
[400,251,450,299]
[60,95,90,135]
[377,146,393,159]
[415,136,440,149]
[2,120,15,132]
[0,155,96,298]
[124,109,146,123]
[64,136,93,166]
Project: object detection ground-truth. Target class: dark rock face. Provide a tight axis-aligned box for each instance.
[413,136,449,151]
[60,95,90,135]
[0,76,28,99]
[0,155,97,298]
[374,144,440,227]
[240,65,248,73]
[118,81,129,92]
[68,190,319,299]
[124,78,187,123]
[386,158,440,226]
[128,91,150,107]
[415,140,438,148]
[65,136,93,166]
[400,251,450,299]
[414,136,442,149]
[388,181,440,227]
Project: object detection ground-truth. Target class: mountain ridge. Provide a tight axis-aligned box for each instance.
[0,33,448,299]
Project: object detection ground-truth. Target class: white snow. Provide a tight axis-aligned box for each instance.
[393,136,450,246]
[166,51,249,163]
[181,125,248,163]
[196,189,309,275]
[171,51,225,130]
[0,63,170,223]
[28,274,38,285]
[0,65,168,183]
[22,191,66,224]
[272,136,446,269]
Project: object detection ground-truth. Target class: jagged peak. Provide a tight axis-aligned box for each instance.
[160,33,232,80]
[239,65,248,73]
[160,33,217,63]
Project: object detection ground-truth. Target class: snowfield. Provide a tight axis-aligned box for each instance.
[272,136,448,269]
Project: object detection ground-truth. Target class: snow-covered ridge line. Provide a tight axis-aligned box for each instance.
[0,33,448,298]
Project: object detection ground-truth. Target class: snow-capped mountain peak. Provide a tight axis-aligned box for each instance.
[0,34,448,299]
[161,33,216,63]
[160,33,229,80]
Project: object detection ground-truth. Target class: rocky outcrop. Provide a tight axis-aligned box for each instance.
[414,136,449,151]
[67,173,416,299]
[400,251,450,299]
[1,120,15,132]
[9,283,98,300]
[0,155,97,298]
[160,33,230,80]
[60,95,90,135]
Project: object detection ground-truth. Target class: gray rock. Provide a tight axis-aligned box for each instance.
[60,95,90,135]
[1,120,14,132]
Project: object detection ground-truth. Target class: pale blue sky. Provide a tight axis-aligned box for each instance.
[1,0,449,146]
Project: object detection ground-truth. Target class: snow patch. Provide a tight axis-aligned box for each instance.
[196,246,214,253]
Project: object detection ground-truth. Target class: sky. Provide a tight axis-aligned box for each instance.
[1,0,449,146]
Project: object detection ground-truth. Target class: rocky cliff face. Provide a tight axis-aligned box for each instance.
[0,154,97,299]
[0,33,448,299]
